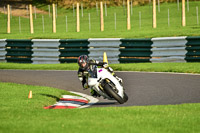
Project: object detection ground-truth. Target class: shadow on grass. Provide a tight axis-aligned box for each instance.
[39,93,60,101]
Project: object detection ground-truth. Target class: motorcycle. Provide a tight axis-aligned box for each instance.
[87,65,128,104]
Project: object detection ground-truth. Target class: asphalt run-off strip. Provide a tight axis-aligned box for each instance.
[44,91,99,109]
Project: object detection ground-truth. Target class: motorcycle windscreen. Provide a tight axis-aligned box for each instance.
[88,65,97,78]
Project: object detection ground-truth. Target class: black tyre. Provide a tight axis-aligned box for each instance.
[123,92,128,103]
[104,83,125,104]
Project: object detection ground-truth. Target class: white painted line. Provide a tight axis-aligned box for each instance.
[44,93,95,109]
[47,91,99,109]
[116,71,200,76]
[69,91,99,108]
[59,100,87,105]
[2,69,200,76]
[62,95,88,101]
[54,102,82,108]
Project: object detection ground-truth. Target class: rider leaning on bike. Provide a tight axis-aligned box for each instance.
[77,55,122,97]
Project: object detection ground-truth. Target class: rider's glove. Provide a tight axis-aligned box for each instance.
[108,67,113,73]
[83,83,89,90]
[103,63,108,68]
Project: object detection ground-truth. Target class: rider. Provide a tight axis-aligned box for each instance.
[77,55,122,97]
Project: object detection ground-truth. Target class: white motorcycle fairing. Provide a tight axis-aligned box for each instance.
[88,67,125,102]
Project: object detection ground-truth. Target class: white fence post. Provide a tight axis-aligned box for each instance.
[73,4,75,17]
[158,0,160,12]
[34,6,37,19]
[177,0,179,11]
[19,16,21,33]
[48,5,51,17]
[26,5,29,16]
[4,6,6,15]
[187,0,189,12]
[105,2,107,17]
[114,13,117,30]
[139,11,141,28]
[42,15,45,33]
[197,6,199,26]
[168,9,170,27]
[89,13,91,31]
[32,39,60,64]
[96,2,99,16]
[66,16,68,32]
[81,3,84,17]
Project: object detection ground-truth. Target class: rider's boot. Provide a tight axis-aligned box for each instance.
[83,83,89,90]
[90,89,100,98]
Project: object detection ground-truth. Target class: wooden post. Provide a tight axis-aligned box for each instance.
[153,0,157,28]
[29,4,34,34]
[100,2,104,31]
[182,0,186,26]
[127,0,131,30]
[52,3,56,33]
[77,3,80,32]
[7,4,10,33]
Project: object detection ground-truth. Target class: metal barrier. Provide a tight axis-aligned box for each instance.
[6,39,33,63]
[119,39,153,63]
[59,39,89,63]
[88,38,121,64]
[151,37,187,63]
[0,39,6,62]
[0,37,199,64]
[185,36,200,62]
[32,39,60,64]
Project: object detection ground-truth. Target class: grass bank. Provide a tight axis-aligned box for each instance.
[0,82,199,133]
[0,1,200,39]
[0,62,200,74]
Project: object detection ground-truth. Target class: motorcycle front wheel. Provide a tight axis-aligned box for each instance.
[104,83,125,104]
[123,92,128,103]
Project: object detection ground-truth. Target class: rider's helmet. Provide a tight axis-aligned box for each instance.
[77,55,89,70]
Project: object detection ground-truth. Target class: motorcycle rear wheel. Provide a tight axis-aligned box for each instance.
[104,83,125,104]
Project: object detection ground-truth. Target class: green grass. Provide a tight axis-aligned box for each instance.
[0,82,199,133]
[0,62,78,70]
[110,62,200,74]
[0,1,200,39]
[0,62,200,74]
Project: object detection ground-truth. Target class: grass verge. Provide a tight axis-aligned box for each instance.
[0,62,200,74]
[0,1,200,39]
[0,82,199,133]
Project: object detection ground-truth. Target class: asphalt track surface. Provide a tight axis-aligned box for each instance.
[0,70,200,107]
